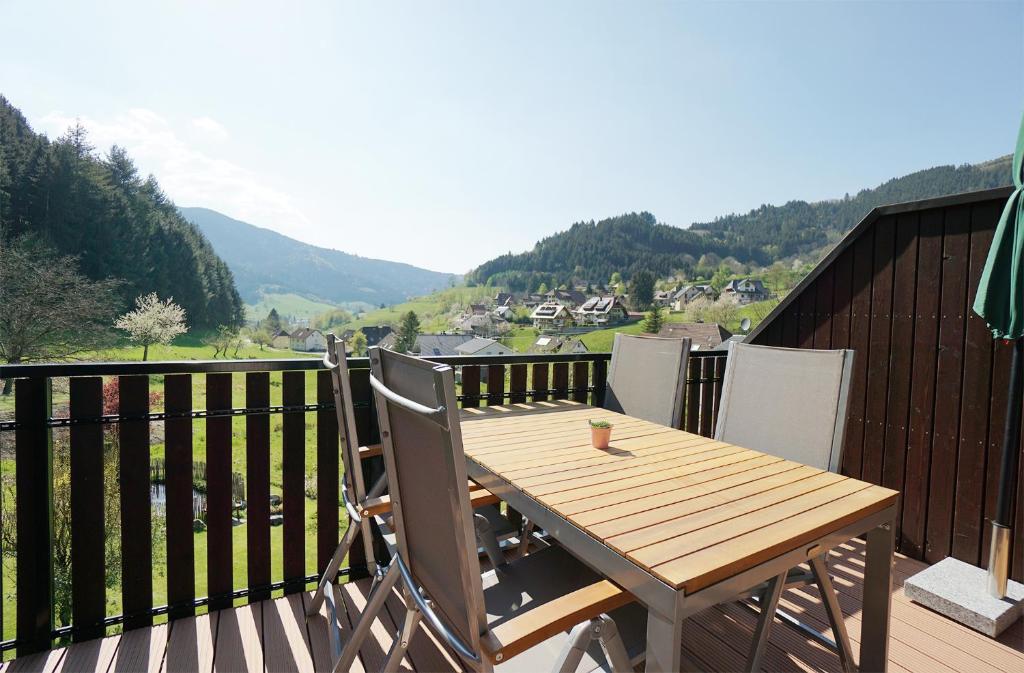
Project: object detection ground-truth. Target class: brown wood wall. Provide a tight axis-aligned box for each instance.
[751,189,1023,581]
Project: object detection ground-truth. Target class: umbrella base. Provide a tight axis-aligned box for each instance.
[905,557,1024,638]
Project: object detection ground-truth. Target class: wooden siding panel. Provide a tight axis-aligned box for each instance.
[882,213,919,537]
[952,203,997,564]
[844,224,876,480]
[926,204,971,564]
[813,264,834,349]
[902,209,944,558]
[798,282,816,349]
[862,216,896,486]
[830,246,854,350]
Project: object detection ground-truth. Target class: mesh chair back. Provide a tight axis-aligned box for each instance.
[325,335,365,496]
[369,347,486,657]
[604,334,691,428]
[714,343,854,473]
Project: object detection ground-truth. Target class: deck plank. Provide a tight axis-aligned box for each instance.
[108,624,168,673]
[262,594,314,673]
[212,603,262,673]
[162,613,217,673]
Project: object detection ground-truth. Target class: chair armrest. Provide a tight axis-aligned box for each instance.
[361,483,500,518]
[358,443,383,459]
[483,581,632,662]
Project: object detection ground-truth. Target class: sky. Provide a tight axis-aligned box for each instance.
[1,1,1022,274]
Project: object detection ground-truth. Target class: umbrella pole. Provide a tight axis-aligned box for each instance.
[989,336,1024,598]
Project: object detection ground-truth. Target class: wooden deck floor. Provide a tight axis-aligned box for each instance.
[5,540,1022,672]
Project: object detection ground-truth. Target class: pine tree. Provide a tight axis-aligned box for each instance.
[642,305,665,334]
[394,311,421,353]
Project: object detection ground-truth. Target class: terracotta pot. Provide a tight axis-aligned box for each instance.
[591,426,612,449]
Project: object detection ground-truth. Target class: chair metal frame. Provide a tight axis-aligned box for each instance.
[339,347,634,673]
[715,342,857,673]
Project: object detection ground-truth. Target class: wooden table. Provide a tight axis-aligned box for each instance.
[460,400,900,672]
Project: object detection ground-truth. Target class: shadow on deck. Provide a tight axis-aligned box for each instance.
[5,539,1022,673]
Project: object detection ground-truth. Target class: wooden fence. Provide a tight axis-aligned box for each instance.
[0,350,727,656]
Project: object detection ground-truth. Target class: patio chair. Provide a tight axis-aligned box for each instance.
[306,335,522,662]
[604,333,691,428]
[714,342,856,672]
[337,346,641,673]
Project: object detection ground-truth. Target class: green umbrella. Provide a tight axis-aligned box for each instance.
[974,113,1024,337]
[972,111,1024,598]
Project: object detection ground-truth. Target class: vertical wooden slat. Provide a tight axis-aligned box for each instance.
[316,370,339,576]
[953,203,997,564]
[282,371,305,592]
[70,376,105,642]
[15,377,52,654]
[711,355,727,433]
[246,372,271,602]
[684,358,700,434]
[901,209,944,558]
[118,375,152,630]
[531,363,549,402]
[164,374,194,620]
[781,297,801,348]
[462,366,481,408]
[205,373,233,611]
[927,204,971,564]
[844,223,876,479]
[862,217,896,487]
[552,363,569,400]
[797,284,816,349]
[830,247,854,350]
[509,364,527,404]
[698,358,714,437]
[347,366,372,574]
[572,362,589,404]
[487,364,505,406]
[592,359,608,408]
[813,265,834,349]
[881,213,919,548]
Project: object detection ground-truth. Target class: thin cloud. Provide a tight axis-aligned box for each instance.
[37,108,311,233]
[191,116,228,141]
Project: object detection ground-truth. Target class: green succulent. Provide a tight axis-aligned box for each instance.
[589,419,613,429]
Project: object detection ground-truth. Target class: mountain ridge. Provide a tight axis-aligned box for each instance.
[180,206,458,309]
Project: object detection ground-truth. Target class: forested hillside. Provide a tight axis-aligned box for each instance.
[0,96,244,328]
[469,156,1012,288]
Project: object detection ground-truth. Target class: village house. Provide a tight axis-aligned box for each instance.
[721,278,771,305]
[271,329,291,349]
[672,284,716,310]
[289,328,327,352]
[544,288,587,307]
[652,290,675,307]
[454,312,508,337]
[493,291,514,307]
[453,337,514,357]
[530,301,574,331]
[529,335,589,355]
[657,322,733,350]
[573,296,629,327]
[493,305,515,321]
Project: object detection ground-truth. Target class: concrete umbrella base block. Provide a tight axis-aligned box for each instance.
[904,557,1024,637]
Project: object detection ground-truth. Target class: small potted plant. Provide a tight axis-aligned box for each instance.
[589,419,614,449]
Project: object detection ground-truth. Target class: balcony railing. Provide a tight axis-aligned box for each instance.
[0,350,730,658]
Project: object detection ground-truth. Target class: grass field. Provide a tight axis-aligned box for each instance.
[244,292,338,322]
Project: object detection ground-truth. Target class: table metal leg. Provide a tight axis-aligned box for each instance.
[860,521,895,673]
[645,605,683,672]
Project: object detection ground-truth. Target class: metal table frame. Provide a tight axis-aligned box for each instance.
[466,455,896,672]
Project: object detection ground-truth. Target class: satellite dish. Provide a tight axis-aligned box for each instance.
[739,317,752,333]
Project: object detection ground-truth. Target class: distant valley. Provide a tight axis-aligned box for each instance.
[180,207,459,317]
